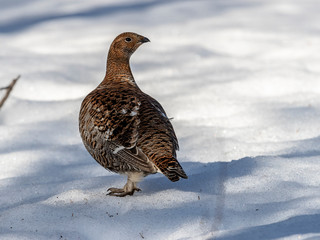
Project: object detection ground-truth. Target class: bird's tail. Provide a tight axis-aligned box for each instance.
[155,156,188,182]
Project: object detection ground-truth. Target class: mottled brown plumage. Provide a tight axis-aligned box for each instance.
[79,32,187,197]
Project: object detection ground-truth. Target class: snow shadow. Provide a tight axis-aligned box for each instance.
[0,1,166,33]
[1,127,320,239]
[280,136,320,159]
[216,213,320,240]
[0,156,253,239]
[0,0,260,34]
[1,97,320,239]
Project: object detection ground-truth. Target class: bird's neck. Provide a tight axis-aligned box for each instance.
[100,55,137,87]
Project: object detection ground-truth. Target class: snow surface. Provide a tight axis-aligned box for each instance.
[1,0,320,239]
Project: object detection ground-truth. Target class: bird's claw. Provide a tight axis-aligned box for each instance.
[107,187,141,197]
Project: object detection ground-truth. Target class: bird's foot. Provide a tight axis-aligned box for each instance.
[107,187,141,197]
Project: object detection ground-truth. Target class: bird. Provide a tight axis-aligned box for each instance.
[79,32,187,197]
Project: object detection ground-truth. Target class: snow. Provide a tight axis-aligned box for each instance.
[1,0,320,239]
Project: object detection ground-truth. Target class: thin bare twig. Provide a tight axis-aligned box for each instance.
[0,75,20,109]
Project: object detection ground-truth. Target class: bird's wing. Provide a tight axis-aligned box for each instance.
[134,94,187,180]
[107,141,156,172]
[143,94,179,152]
[148,96,179,150]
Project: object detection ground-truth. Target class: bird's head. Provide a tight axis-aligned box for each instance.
[108,32,150,60]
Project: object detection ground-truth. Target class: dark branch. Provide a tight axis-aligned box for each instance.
[0,75,20,109]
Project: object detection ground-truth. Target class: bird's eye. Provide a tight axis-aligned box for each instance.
[125,37,132,42]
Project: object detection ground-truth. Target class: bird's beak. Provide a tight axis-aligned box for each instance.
[140,37,150,43]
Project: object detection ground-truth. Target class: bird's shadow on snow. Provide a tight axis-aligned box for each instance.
[141,158,254,196]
